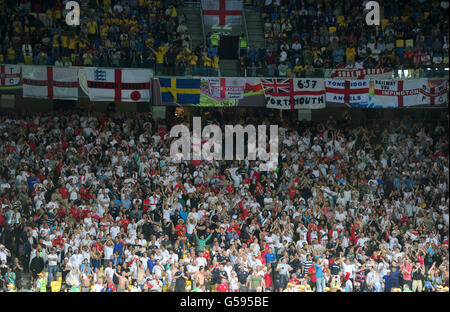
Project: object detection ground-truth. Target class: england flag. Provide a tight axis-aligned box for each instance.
[22,66,78,100]
[84,68,151,102]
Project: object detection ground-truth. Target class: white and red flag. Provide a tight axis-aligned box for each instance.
[372,79,422,107]
[418,79,448,106]
[202,77,246,100]
[22,66,78,100]
[329,68,393,79]
[0,64,21,87]
[325,79,370,106]
[84,68,151,102]
[262,78,325,110]
[202,0,243,25]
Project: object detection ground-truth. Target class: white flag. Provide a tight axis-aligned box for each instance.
[203,77,246,100]
[263,78,325,110]
[325,79,370,105]
[85,68,151,102]
[373,79,422,107]
[23,66,78,100]
[202,0,242,25]
[0,65,21,87]
[418,79,448,106]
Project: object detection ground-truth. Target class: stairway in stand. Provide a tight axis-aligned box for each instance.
[243,6,265,49]
[184,4,205,51]
[219,60,241,77]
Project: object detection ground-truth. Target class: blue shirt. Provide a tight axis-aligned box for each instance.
[27,177,37,191]
[147,259,157,273]
[315,264,324,278]
[265,253,277,265]
[383,275,391,291]
[113,242,124,257]
[179,209,188,223]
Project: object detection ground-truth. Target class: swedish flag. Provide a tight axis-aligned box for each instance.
[160,78,200,104]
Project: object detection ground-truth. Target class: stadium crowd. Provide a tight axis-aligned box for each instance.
[0,109,448,292]
[0,0,221,76]
[239,0,449,77]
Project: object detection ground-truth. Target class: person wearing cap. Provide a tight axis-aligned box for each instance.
[36,272,47,292]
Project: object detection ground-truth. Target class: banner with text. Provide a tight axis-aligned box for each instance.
[262,78,325,110]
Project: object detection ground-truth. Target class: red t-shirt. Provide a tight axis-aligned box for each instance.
[216,283,229,292]
[264,272,273,287]
[307,266,316,282]
[59,187,69,199]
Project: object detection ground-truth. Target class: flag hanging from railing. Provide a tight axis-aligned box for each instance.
[372,79,423,108]
[22,66,78,100]
[0,64,21,88]
[202,0,243,26]
[84,68,151,102]
[418,79,448,106]
[262,78,325,110]
[325,79,370,106]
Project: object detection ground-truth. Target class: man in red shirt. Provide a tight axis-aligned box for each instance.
[307,260,317,291]
[58,185,69,207]
[216,278,229,292]
[263,266,273,291]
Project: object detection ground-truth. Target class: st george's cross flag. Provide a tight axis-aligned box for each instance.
[85,68,151,102]
[325,79,370,106]
[372,79,422,108]
[0,64,21,88]
[418,79,448,106]
[202,0,243,25]
[22,66,78,100]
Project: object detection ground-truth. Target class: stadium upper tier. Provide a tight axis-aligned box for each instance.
[0,0,448,78]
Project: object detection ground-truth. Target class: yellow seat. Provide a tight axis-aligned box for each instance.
[329,26,337,34]
[162,285,168,292]
[396,39,404,47]
[24,55,33,65]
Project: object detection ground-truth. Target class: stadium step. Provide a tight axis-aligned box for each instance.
[184,7,206,50]
[219,60,240,77]
[243,8,265,49]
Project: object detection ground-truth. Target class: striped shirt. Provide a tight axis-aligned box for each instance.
[303,259,313,273]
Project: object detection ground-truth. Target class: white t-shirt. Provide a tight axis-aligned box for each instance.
[48,253,58,266]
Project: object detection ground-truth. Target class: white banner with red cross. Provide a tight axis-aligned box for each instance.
[325,79,370,106]
[202,0,243,25]
[372,79,423,108]
[22,66,78,100]
[0,64,21,87]
[84,68,151,102]
[418,79,448,106]
[202,77,246,101]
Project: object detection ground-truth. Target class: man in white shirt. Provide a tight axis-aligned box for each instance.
[47,248,59,287]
